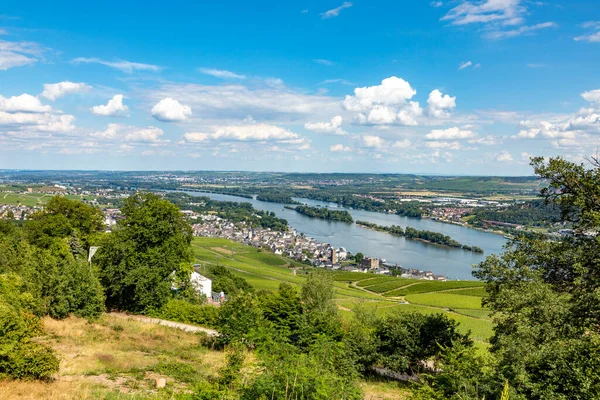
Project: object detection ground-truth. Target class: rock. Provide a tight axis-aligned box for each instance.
[155,378,166,389]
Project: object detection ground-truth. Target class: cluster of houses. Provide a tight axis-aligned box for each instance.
[0,204,38,220]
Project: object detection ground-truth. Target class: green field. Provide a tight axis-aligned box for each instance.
[191,237,493,346]
[0,191,99,207]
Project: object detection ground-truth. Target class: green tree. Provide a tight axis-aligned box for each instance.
[474,156,600,399]
[354,252,364,265]
[298,271,343,346]
[95,193,193,313]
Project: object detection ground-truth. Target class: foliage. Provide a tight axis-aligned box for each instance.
[95,192,194,313]
[373,312,472,374]
[203,264,253,296]
[0,274,59,380]
[472,156,600,399]
[469,199,561,229]
[293,205,354,223]
[216,292,265,346]
[152,299,218,327]
[240,340,363,400]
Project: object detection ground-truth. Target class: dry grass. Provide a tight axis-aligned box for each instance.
[362,379,412,400]
[0,314,227,399]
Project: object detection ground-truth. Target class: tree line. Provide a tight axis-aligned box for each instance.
[292,205,354,223]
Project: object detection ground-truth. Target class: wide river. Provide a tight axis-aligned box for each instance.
[184,191,508,280]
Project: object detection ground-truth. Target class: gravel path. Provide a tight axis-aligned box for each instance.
[109,312,219,336]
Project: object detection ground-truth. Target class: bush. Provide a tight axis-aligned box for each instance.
[153,299,218,327]
[3,342,59,380]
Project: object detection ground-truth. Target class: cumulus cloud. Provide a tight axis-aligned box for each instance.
[496,151,513,162]
[90,94,129,117]
[330,143,351,152]
[41,81,90,101]
[426,127,476,140]
[343,77,422,126]
[304,116,346,135]
[362,135,386,148]
[582,89,600,105]
[72,57,162,73]
[427,89,456,118]
[0,94,51,113]
[184,123,299,142]
[0,39,45,70]
[151,98,192,122]
[199,68,246,79]
[321,2,352,19]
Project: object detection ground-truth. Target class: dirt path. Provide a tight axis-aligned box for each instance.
[108,312,219,336]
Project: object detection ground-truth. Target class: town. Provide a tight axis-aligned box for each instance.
[191,214,447,281]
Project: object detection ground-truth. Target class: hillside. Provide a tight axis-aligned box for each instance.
[191,237,492,346]
[0,314,409,400]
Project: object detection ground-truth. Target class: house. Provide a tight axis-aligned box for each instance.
[190,271,212,298]
[361,257,380,269]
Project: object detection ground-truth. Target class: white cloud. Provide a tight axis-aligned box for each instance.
[151,98,192,122]
[264,78,285,89]
[199,68,246,79]
[459,61,473,70]
[143,82,339,122]
[574,21,600,42]
[431,1,443,8]
[496,151,513,162]
[72,57,162,73]
[125,126,164,142]
[92,123,165,143]
[321,2,353,19]
[319,78,354,86]
[344,77,423,126]
[487,22,557,39]
[330,143,351,152]
[427,89,456,118]
[314,59,334,66]
[305,115,346,135]
[468,135,502,145]
[426,141,462,150]
[41,81,90,101]
[582,89,600,105]
[90,94,129,117]
[392,139,411,149]
[442,0,525,26]
[362,135,386,148]
[184,123,300,142]
[0,94,51,113]
[0,39,45,70]
[441,1,554,39]
[426,127,476,140]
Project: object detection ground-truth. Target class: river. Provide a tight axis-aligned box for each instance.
[184,191,508,280]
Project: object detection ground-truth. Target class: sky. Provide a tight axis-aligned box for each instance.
[0,0,599,175]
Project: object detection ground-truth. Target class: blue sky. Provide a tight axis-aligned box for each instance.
[0,0,599,175]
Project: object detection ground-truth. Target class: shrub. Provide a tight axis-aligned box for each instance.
[153,299,218,327]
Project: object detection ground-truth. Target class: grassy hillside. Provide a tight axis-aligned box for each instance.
[191,237,493,346]
[0,314,409,400]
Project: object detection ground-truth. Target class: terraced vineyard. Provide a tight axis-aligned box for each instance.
[192,237,492,346]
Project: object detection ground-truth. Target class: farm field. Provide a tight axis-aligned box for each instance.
[0,191,99,207]
[191,237,493,346]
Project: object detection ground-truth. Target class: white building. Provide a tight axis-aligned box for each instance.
[190,272,212,298]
